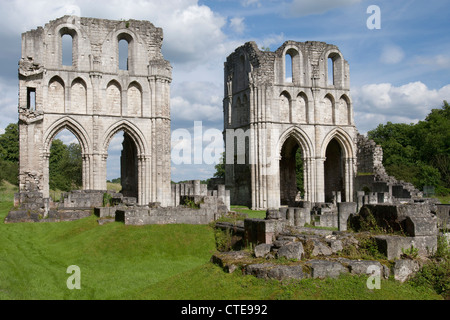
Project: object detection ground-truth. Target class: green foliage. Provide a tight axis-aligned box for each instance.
[410,259,450,298]
[183,197,200,209]
[103,193,112,207]
[0,123,19,185]
[367,101,450,194]
[295,148,304,196]
[109,177,121,184]
[435,233,450,260]
[214,228,233,252]
[401,245,419,259]
[49,139,82,192]
[213,152,225,179]
[0,158,18,186]
[0,123,19,162]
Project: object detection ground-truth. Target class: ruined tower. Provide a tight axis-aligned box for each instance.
[224,41,357,209]
[18,16,172,206]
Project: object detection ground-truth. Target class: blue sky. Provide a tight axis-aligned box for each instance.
[0,0,449,182]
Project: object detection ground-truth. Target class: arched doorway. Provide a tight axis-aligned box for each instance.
[279,136,304,206]
[106,130,138,200]
[49,129,82,201]
[324,138,344,202]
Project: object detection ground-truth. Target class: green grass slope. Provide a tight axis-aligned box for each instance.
[0,201,443,300]
[0,202,216,299]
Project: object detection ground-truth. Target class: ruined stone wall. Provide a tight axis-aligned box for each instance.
[224,41,357,209]
[355,134,422,201]
[18,16,172,206]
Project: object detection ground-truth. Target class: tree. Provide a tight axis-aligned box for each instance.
[0,123,19,185]
[49,139,82,191]
[367,101,450,194]
[213,152,225,179]
[0,123,19,163]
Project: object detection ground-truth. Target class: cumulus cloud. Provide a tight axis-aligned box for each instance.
[230,17,246,34]
[241,0,261,7]
[286,0,361,17]
[171,81,223,125]
[0,0,228,66]
[352,81,450,133]
[0,79,19,133]
[414,54,450,70]
[380,45,405,64]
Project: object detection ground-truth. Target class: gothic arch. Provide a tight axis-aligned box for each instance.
[101,119,148,156]
[47,76,66,113]
[277,126,314,204]
[338,94,352,125]
[322,49,344,87]
[283,45,303,85]
[320,128,355,159]
[70,77,88,113]
[277,126,314,160]
[53,17,92,68]
[43,116,91,155]
[294,91,308,123]
[42,116,92,197]
[105,79,122,116]
[321,128,356,202]
[320,93,335,125]
[279,90,291,123]
[127,81,143,117]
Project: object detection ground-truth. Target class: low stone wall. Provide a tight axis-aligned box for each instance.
[374,234,437,260]
[243,203,357,246]
[61,190,114,208]
[116,207,220,225]
[436,204,450,229]
[5,208,92,223]
[349,202,438,259]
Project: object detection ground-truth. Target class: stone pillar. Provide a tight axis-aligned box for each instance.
[316,157,326,203]
[42,152,50,198]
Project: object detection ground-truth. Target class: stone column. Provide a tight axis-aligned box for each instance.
[43,152,50,199]
[315,157,326,203]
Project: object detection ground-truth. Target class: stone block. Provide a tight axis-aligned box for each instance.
[306,260,349,279]
[311,240,332,257]
[404,215,437,237]
[338,202,357,231]
[254,243,273,258]
[277,242,304,261]
[393,259,421,283]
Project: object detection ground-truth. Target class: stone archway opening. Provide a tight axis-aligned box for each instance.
[279,136,304,206]
[49,129,83,201]
[324,138,345,202]
[106,130,138,200]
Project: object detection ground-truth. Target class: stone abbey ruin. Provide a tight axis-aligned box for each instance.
[5,16,449,282]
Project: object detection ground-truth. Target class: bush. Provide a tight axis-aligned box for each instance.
[0,159,18,186]
[409,233,450,298]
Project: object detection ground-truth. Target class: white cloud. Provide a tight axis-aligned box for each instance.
[286,0,361,17]
[230,17,246,34]
[54,130,80,145]
[380,45,405,64]
[0,78,19,131]
[256,33,285,51]
[171,81,223,124]
[0,0,228,66]
[414,54,450,70]
[241,0,261,7]
[352,81,450,133]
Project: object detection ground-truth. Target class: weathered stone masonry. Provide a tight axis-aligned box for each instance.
[18,16,172,206]
[224,41,357,210]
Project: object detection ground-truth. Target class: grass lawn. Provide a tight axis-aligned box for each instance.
[0,197,444,300]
